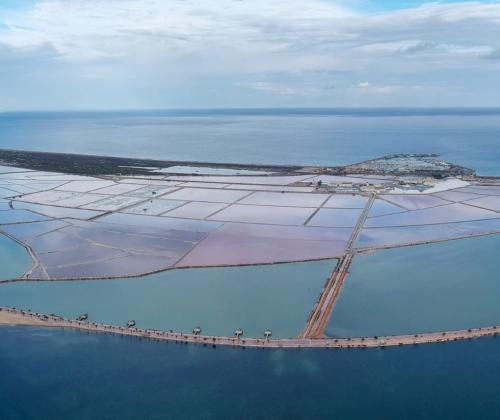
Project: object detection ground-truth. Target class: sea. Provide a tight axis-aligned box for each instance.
[1,108,500,419]
[1,327,500,419]
[1,108,500,175]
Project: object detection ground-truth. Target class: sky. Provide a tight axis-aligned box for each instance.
[0,0,500,110]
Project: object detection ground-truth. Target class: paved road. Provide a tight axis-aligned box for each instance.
[301,195,374,338]
[1,307,498,349]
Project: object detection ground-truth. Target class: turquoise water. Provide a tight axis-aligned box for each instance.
[0,260,334,338]
[326,234,500,338]
[0,233,32,280]
[2,109,500,415]
[1,326,500,419]
[1,109,500,174]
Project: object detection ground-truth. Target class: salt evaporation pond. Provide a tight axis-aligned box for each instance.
[0,233,32,280]
[326,234,500,338]
[0,260,334,338]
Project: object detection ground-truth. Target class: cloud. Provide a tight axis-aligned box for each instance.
[0,40,58,66]
[398,40,437,54]
[480,48,500,60]
[356,81,431,94]
[235,80,328,96]
[356,82,400,94]
[0,0,500,108]
[235,82,299,96]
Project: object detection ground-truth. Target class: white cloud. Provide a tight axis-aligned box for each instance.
[235,82,298,95]
[398,40,438,54]
[481,48,500,60]
[356,82,431,94]
[1,0,500,108]
[235,81,327,96]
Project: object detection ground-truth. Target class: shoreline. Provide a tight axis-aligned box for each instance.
[1,152,499,346]
[1,307,498,349]
[0,148,474,178]
[0,148,303,177]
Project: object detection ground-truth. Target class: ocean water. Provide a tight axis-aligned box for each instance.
[1,326,500,420]
[2,108,500,416]
[0,233,32,279]
[0,260,333,338]
[1,108,500,175]
[326,234,500,338]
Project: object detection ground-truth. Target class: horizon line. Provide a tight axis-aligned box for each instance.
[2,106,500,113]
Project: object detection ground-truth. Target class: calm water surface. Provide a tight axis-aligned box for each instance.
[2,109,500,417]
[0,260,333,338]
[327,234,500,338]
[0,233,32,280]
[1,326,500,419]
[1,108,500,175]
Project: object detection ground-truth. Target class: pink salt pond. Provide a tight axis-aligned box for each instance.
[368,199,407,217]
[364,203,499,228]
[208,204,315,225]
[177,223,350,267]
[307,208,363,228]
[465,195,500,212]
[163,187,250,203]
[380,194,450,210]
[238,191,329,208]
[165,202,228,219]
[323,195,368,209]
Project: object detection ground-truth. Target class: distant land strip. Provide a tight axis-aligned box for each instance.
[0,148,302,176]
[0,149,474,177]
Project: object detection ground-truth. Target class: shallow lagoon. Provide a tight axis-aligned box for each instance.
[0,260,334,338]
[0,234,32,279]
[326,234,500,338]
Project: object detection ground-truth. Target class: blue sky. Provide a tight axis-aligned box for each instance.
[1,0,500,110]
[0,1,34,9]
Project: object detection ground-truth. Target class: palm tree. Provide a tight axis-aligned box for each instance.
[264,329,272,341]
